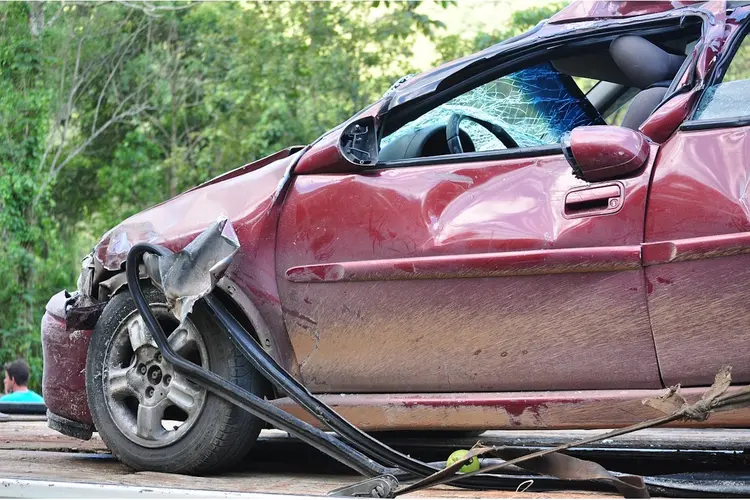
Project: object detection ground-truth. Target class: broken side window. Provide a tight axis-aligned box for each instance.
[381,62,603,154]
[694,31,750,121]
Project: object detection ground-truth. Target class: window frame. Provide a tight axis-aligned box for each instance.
[681,17,750,131]
[375,16,707,169]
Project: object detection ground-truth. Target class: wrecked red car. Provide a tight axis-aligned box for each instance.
[41,0,750,474]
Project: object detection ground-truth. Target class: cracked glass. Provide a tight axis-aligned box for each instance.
[694,32,750,121]
[381,62,601,153]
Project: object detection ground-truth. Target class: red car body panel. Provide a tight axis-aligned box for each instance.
[42,0,750,432]
[41,291,92,424]
[98,152,303,377]
[276,148,661,393]
[645,125,750,387]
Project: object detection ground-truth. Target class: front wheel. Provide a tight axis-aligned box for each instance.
[86,285,266,474]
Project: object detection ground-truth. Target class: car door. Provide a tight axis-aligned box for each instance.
[275,63,661,394]
[643,13,750,387]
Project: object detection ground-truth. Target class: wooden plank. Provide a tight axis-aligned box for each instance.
[0,450,609,498]
[0,422,611,498]
[6,420,750,453]
[9,421,747,498]
[0,420,106,453]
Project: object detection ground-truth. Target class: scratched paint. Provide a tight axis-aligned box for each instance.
[645,125,750,386]
[277,150,661,393]
[41,292,93,424]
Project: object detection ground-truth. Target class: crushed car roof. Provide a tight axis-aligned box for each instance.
[548,1,707,23]
[383,1,719,111]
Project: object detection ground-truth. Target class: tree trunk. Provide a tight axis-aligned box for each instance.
[28,2,43,37]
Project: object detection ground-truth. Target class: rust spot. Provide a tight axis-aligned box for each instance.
[646,278,654,295]
[500,400,551,426]
[473,349,482,356]
[503,400,534,418]
[656,277,674,285]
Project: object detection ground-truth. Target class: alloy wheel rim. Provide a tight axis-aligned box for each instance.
[103,305,208,448]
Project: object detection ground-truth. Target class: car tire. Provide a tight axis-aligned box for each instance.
[86,284,266,474]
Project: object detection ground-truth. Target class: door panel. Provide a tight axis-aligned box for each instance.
[645,127,750,386]
[276,152,661,392]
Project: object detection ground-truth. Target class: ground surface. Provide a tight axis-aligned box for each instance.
[1,418,748,498]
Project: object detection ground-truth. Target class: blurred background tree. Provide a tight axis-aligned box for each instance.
[0,0,563,392]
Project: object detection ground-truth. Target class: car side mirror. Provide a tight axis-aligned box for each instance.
[562,126,649,182]
[339,117,378,167]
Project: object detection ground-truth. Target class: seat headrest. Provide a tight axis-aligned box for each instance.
[610,36,686,89]
[620,86,669,130]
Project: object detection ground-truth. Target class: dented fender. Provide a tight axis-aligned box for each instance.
[72,148,305,375]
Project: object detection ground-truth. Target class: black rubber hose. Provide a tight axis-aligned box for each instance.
[126,243,388,477]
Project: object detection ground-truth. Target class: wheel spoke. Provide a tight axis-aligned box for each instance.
[136,403,167,441]
[167,374,203,415]
[128,315,155,352]
[107,366,135,399]
[168,327,198,357]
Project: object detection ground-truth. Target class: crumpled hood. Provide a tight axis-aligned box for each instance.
[93,148,303,271]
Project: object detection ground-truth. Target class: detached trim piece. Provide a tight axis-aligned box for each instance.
[286,246,641,283]
[643,231,750,266]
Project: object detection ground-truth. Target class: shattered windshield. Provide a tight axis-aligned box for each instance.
[381,62,602,152]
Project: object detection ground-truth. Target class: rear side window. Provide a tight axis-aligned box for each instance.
[693,31,750,121]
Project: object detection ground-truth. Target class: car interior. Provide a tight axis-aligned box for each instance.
[379,22,702,162]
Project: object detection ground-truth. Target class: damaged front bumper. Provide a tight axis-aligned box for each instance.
[42,251,139,437]
[41,251,115,436]
[41,289,95,436]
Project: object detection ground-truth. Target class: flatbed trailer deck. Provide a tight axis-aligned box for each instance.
[1,418,748,498]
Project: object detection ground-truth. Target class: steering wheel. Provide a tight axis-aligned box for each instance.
[446,113,518,155]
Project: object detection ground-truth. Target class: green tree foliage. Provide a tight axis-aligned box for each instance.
[0,3,72,387]
[435,2,567,62]
[0,1,561,392]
